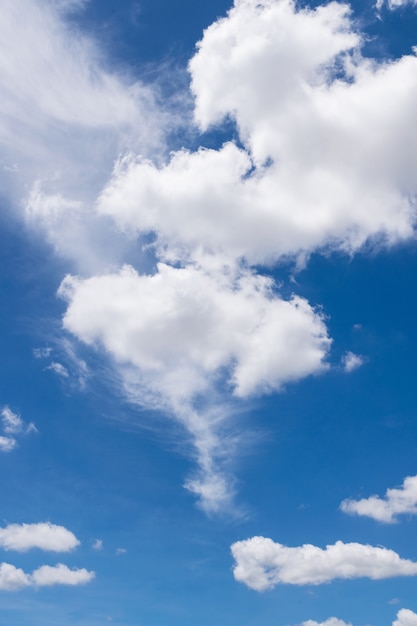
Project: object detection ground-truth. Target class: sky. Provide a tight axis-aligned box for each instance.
[2,0,417,624]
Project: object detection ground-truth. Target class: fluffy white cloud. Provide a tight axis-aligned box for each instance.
[59,263,329,400]
[58,261,330,511]
[302,620,352,626]
[31,563,95,587]
[0,522,80,552]
[98,0,416,266]
[0,563,31,591]
[341,475,417,523]
[394,609,417,626]
[231,536,417,590]
[0,562,94,591]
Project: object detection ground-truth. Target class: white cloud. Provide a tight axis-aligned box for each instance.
[99,0,416,266]
[0,562,94,591]
[116,548,127,555]
[58,261,330,512]
[92,539,103,551]
[0,0,166,274]
[0,522,80,552]
[0,437,17,453]
[45,362,70,378]
[302,620,352,626]
[31,563,95,587]
[394,609,417,626]
[341,475,417,523]
[0,563,31,591]
[1,407,23,434]
[0,406,37,445]
[376,0,417,10]
[342,352,364,373]
[231,536,417,590]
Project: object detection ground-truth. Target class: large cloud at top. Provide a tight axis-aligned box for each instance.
[4,0,417,512]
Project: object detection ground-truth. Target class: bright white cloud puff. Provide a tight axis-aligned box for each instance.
[0,522,80,552]
[394,609,417,626]
[0,562,94,591]
[341,475,417,522]
[231,536,417,590]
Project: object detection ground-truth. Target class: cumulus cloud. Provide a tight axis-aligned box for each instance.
[99,0,416,266]
[231,536,417,590]
[0,522,80,552]
[341,475,417,523]
[0,562,94,591]
[58,261,330,511]
[31,563,95,587]
[394,609,417,626]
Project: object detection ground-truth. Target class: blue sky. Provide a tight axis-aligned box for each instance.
[2,0,417,624]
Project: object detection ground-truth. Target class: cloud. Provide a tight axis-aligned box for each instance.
[0,0,166,274]
[0,437,17,453]
[342,352,364,373]
[376,0,417,10]
[0,406,37,444]
[31,563,95,587]
[231,536,417,590]
[0,522,80,552]
[45,362,70,378]
[0,562,94,591]
[92,539,103,551]
[301,620,352,626]
[116,548,127,555]
[394,609,417,626]
[341,475,417,523]
[1,407,24,434]
[99,0,416,266]
[58,261,330,512]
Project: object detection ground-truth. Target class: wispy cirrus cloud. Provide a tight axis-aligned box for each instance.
[0,407,37,452]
